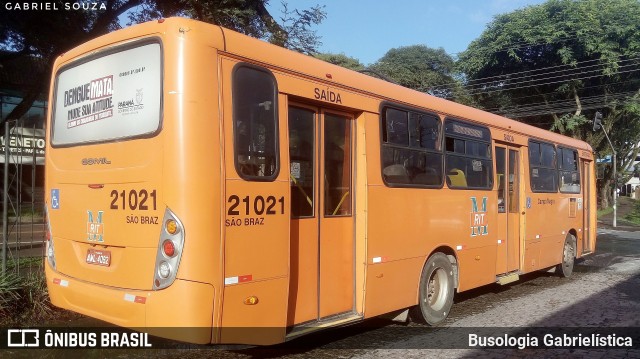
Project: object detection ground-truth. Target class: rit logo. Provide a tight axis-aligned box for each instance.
[470,197,488,236]
[87,210,104,242]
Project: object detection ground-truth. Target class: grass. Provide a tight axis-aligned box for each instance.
[597,207,613,218]
[0,263,56,325]
[6,256,43,270]
[624,199,640,225]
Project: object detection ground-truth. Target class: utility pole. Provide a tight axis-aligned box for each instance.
[593,111,616,227]
[2,121,9,274]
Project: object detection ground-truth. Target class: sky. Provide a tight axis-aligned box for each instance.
[267,0,546,65]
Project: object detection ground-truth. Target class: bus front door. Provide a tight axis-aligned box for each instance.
[495,145,522,274]
[582,160,592,254]
[287,104,355,325]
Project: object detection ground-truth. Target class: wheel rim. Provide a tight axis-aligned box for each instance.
[564,241,575,268]
[427,267,449,311]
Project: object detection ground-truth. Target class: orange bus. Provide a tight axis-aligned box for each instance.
[45,17,596,345]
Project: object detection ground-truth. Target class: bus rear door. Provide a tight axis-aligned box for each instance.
[495,145,523,275]
[287,104,355,326]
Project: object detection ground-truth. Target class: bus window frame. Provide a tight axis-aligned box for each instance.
[528,139,558,193]
[232,62,280,182]
[50,37,164,148]
[378,102,444,189]
[443,117,493,190]
[288,104,317,219]
[558,146,581,194]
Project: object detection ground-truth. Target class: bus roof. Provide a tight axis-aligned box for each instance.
[53,17,593,153]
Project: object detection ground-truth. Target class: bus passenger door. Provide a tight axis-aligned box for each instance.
[495,145,522,274]
[287,104,355,325]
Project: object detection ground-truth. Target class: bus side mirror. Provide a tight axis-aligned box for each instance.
[593,112,603,132]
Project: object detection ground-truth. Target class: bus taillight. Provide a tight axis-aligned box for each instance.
[153,208,185,290]
[45,205,56,270]
[162,239,175,257]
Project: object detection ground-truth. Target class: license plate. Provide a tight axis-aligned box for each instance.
[86,249,111,267]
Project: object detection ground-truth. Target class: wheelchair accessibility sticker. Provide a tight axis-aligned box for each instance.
[51,189,60,209]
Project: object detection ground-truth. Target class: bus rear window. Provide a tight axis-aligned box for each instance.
[52,41,162,146]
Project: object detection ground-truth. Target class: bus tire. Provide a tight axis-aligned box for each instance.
[556,234,576,278]
[410,252,454,326]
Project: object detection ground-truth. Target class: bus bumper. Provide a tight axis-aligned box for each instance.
[45,263,215,344]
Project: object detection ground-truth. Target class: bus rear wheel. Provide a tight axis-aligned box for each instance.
[556,234,576,278]
[410,252,454,326]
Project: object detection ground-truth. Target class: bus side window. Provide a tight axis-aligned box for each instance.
[558,147,581,193]
[529,140,557,192]
[289,107,315,217]
[233,64,279,181]
[444,118,492,190]
[380,106,443,187]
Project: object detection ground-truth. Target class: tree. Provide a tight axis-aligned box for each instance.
[131,1,326,54]
[457,0,640,208]
[369,45,468,102]
[0,0,326,128]
[313,53,365,71]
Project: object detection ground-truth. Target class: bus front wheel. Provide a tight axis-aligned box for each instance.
[556,234,576,278]
[410,252,454,326]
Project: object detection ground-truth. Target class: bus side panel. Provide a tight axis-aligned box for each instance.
[220,58,290,342]
[364,257,424,318]
[364,115,499,312]
[219,278,288,345]
[524,196,566,271]
[162,42,222,288]
[456,245,498,292]
[145,280,215,344]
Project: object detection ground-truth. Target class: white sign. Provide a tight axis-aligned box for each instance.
[0,127,46,164]
[52,42,162,146]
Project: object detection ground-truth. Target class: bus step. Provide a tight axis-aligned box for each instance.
[496,272,520,285]
[285,313,363,341]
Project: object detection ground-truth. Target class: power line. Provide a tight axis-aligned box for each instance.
[458,65,640,97]
[431,52,640,92]
[498,91,639,118]
[457,56,640,93]
[480,78,640,107]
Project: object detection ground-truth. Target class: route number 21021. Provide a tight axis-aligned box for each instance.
[227,195,284,216]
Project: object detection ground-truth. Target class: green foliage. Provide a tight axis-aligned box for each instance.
[597,206,613,217]
[457,0,640,208]
[0,269,56,325]
[625,201,640,225]
[369,45,467,101]
[22,272,54,320]
[458,0,640,129]
[550,113,589,133]
[0,0,326,126]
[141,1,327,54]
[0,272,22,316]
[272,2,326,55]
[314,53,365,71]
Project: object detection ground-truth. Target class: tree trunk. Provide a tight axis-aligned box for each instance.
[599,180,612,209]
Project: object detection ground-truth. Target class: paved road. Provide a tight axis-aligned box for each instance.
[12,229,640,358]
[145,228,639,358]
[352,228,640,358]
